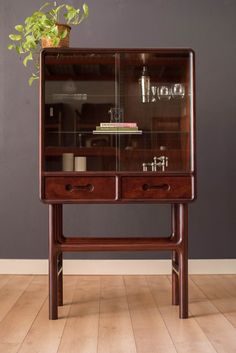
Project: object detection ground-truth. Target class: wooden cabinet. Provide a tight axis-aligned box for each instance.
[39,48,196,320]
[40,48,195,201]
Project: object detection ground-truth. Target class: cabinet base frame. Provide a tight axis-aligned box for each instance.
[48,203,188,320]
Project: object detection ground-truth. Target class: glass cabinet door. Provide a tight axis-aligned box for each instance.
[42,50,194,174]
[43,51,116,172]
[117,51,193,173]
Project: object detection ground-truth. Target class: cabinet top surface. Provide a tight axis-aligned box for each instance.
[41,47,195,55]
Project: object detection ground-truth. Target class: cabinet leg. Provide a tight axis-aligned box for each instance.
[179,250,188,318]
[49,204,58,320]
[57,204,63,307]
[172,251,179,305]
[177,204,188,319]
[58,252,63,306]
[49,252,58,320]
[171,204,179,305]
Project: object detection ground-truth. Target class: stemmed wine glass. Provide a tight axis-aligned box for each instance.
[171,83,185,99]
[157,85,171,100]
[151,86,157,102]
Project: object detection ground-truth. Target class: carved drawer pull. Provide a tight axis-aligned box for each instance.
[65,183,94,192]
[142,183,170,191]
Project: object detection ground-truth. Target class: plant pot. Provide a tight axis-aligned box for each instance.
[41,24,71,48]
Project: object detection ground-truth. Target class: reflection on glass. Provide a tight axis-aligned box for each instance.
[151,86,157,102]
[43,51,192,173]
[157,85,171,100]
[171,83,185,99]
[139,66,150,103]
[108,107,124,122]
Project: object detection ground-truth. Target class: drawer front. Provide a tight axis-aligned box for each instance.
[121,176,193,200]
[45,177,116,200]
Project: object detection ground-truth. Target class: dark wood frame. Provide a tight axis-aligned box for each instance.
[40,48,196,320]
[48,202,188,319]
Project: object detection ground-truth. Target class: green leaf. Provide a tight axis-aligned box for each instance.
[15,45,24,54]
[60,29,67,39]
[65,12,75,23]
[15,25,24,32]
[24,35,37,49]
[26,34,34,42]
[19,45,24,53]
[23,52,33,67]
[43,18,53,27]
[30,41,37,49]
[28,77,34,86]
[39,2,51,12]
[49,8,57,21]
[28,75,38,86]
[65,5,74,11]
[24,16,31,24]
[7,44,14,50]
[24,24,35,35]
[83,3,89,17]
[9,34,22,41]
[41,14,47,22]
[52,37,60,46]
[71,15,79,25]
[48,24,58,36]
[54,4,65,13]
[32,11,44,17]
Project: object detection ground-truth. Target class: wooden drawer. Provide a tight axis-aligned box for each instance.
[45,176,116,201]
[121,176,193,200]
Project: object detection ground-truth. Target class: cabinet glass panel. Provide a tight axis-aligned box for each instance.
[43,52,116,171]
[117,52,193,172]
[42,50,194,173]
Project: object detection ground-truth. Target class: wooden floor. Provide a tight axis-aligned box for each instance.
[0,275,235,353]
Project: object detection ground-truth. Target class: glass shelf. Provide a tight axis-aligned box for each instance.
[44,130,189,134]
[93,130,143,135]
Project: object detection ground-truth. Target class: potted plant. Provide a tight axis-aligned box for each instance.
[8,1,89,85]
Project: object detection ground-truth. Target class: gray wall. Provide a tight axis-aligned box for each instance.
[0,0,235,259]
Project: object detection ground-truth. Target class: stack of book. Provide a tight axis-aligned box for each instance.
[93,122,142,134]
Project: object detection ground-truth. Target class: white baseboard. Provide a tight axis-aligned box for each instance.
[0,259,236,275]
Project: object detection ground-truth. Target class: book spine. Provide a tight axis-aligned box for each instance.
[96,126,138,131]
[100,122,137,128]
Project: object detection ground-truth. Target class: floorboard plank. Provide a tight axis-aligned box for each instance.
[57,276,100,353]
[17,276,77,353]
[147,275,217,353]
[0,275,34,323]
[190,275,236,352]
[0,275,12,289]
[124,275,177,353]
[97,276,137,353]
[0,276,47,353]
[211,275,236,328]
